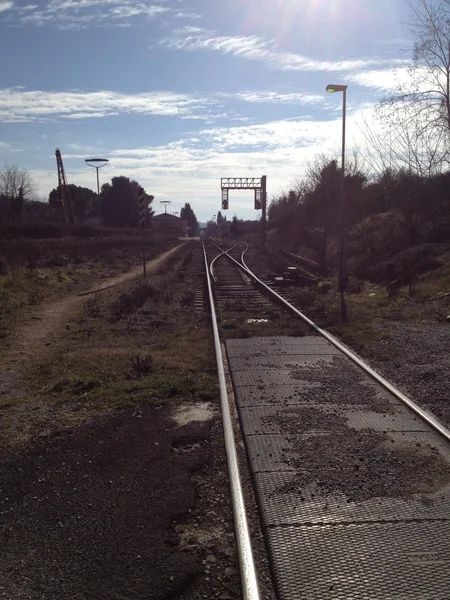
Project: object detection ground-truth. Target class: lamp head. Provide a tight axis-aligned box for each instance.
[326,84,348,94]
[85,158,109,167]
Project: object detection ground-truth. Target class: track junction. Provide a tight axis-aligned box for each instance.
[203,237,450,600]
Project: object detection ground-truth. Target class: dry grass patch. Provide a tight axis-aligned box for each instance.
[0,241,218,451]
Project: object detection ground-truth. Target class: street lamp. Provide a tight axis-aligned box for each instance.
[160,200,170,213]
[326,83,348,321]
[85,157,109,241]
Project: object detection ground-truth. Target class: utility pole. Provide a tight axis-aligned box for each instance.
[261,175,267,247]
[85,157,109,243]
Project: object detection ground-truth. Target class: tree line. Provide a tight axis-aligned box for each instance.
[0,167,199,236]
[268,0,450,280]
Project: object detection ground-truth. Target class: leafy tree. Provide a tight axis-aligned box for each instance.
[101,176,154,228]
[48,184,96,222]
[230,215,240,238]
[180,202,198,234]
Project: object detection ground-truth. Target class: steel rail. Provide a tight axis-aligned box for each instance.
[265,243,319,270]
[210,239,450,445]
[202,240,261,600]
[209,241,237,283]
[281,248,319,269]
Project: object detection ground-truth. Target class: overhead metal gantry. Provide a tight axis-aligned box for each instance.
[220,176,267,245]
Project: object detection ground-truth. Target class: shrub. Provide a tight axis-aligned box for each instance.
[131,354,154,375]
[111,282,155,319]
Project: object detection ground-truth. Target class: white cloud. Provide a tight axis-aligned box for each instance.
[31,104,383,220]
[160,27,403,73]
[348,69,401,92]
[174,11,201,19]
[0,88,215,122]
[0,1,13,11]
[227,91,324,105]
[0,86,334,123]
[9,0,172,28]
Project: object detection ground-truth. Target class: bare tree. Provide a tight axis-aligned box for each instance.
[360,108,447,178]
[0,164,37,224]
[0,164,36,200]
[379,0,450,166]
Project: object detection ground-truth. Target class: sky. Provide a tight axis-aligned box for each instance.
[0,0,415,221]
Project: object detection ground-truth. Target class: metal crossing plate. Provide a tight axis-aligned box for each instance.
[225,336,333,358]
[230,362,334,388]
[225,336,450,599]
[231,383,323,407]
[254,471,450,526]
[267,522,450,600]
[227,354,340,370]
[238,405,427,435]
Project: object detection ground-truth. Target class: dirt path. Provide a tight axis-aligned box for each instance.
[0,244,183,394]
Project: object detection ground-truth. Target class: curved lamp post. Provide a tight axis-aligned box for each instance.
[326,83,348,321]
[85,157,109,241]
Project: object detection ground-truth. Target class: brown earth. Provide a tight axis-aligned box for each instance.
[0,405,212,600]
[0,243,243,600]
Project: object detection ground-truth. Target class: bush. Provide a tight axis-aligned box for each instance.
[131,354,154,375]
[111,283,156,319]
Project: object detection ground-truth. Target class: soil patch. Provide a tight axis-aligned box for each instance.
[280,429,450,503]
[289,356,394,412]
[0,404,212,600]
[263,406,348,434]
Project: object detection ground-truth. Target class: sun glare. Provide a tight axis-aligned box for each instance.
[231,0,389,49]
[232,0,348,45]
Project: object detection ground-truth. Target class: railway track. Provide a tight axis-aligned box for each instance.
[202,238,450,600]
[207,240,280,318]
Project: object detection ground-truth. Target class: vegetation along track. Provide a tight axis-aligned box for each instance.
[202,237,450,599]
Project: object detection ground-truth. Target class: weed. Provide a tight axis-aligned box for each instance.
[0,258,8,276]
[131,354,154,375]
[111,282,156,319]
[84,297,101,318]
[27,290,41,305]
[51,377,101,395]
[180,250,194,270]
[293,287,318,307]
[180,291,194,306]
[346,276,364,294]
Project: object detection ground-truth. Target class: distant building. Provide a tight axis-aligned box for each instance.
[152,213,188,236]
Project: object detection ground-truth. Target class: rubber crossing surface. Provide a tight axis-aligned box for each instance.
[225,336,450,599]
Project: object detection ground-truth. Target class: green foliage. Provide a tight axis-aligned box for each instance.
[101,176,154,228]
[230,215,239,238]
[268,150,450,279]
[180,202,198,234]
[48,184,95,222]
